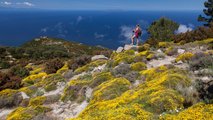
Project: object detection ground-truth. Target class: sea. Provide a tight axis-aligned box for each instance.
[0,10,203,49]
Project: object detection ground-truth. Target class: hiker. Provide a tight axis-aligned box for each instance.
[131,24,142,45]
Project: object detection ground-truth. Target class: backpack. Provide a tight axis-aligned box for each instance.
[138,29,142,36]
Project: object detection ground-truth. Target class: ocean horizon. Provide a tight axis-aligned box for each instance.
[0,10,203,49]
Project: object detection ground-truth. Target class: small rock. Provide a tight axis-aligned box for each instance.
[91,55,108,61]
[177,61,183,65]
[124,44,137,51]
[194,70,199,75]
[200,69,213,74]
[133,80,140,87]
[20,92,30,99]
[201,77,211,83]
[56,108,64,114]
[177,49,185,54]
[85,87,93,98]
[157,49,163,53]
[116,47,124,53]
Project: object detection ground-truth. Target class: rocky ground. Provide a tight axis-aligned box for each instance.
[0,38,212,120]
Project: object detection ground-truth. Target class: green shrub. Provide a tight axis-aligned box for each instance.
[0,89,23,108]
[68,55,91,71]
[0,72,22,91]
[7,106,51,120]
[10,65,30,78]
[0,60,11,69]
[147,17,179,42]
[44,59,64,74]
[90,72,113,88]
[189,52,213,71]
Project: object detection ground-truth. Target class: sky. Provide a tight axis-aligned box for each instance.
[0,0,205,11]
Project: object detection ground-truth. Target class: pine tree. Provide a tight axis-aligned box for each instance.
[198,0,213,27]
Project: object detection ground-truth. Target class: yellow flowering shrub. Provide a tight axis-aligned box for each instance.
[158,42,174,48]
[175,52,194,62]
[140,65,168,81]
[29,67,43,75]
[19,86,37,97]
[161,103,213,120]
[112,52,135,67]
[7,106,51,120]
[205,50,213,55]
[91,78,130,103]
[61,79,91,102]
[124,49,135,55]
[0,89,18,97]
[56,62,69,74]
[70,66,191,120]
[142,43,151,50]
[147,53,155,60]
[29,96,46,106]
[130,62,147,71]
[194,38,213,45]
[136,50,150,57]
[75,60,107,74]
[138,44,151,52]
[90,72,113,88]
[22,72,47,86]
[71,103,154,120]
[35,73,65,92]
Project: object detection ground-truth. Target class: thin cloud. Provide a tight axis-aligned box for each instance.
[16,2,34,7]
[1,1,35,7]
[1,1,12,5]
[120,25,134,43]
[175,24,193,34]
[94,32,106,39]
[40,27,49,33]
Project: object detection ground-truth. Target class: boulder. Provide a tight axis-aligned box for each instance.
[91,55,108,61]
[116,47,124,53]
[124,45,137,51]
[0,89,23,108]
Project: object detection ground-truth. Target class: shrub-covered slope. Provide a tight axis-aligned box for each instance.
[0,38,212,120]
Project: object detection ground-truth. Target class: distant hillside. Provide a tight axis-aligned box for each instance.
[0,37,111,69]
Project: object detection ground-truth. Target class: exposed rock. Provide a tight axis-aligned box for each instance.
[157,49,163,53]
[0,108,15,120]
[116,47,124,53]
[55,108,64,114]
[20,98,30,107]
[91,55,108,61]
[201,77,212,83]
[91,63,106,74]
[20,92,30,99]
[0,90,23,108]
[124,45,137,51]
[177,61,183,65]
[45,94,61,104]
[70,72,87,81]
[177,49,185,54]
[63,70,74,80]
[85,87,93,99]
[147,56,175,69]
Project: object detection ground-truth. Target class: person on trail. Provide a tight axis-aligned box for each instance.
[131,24,142,45]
